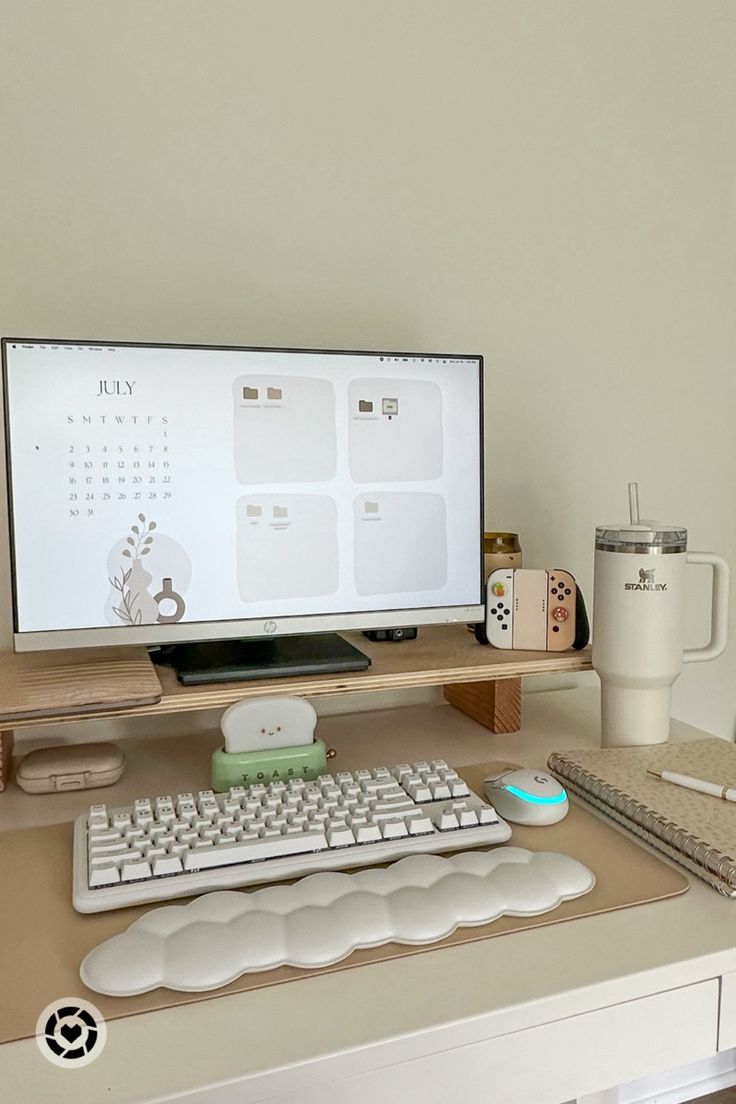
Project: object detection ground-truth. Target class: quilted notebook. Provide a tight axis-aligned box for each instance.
[548,737,736,896]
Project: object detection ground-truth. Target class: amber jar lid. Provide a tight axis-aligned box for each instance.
[483,532,521,554]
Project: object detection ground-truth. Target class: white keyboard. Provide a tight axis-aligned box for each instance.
[73,759,511,913]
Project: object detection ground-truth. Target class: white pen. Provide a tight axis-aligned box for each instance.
[647,768,736,803]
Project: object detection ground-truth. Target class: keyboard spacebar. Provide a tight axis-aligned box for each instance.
[182,832,328,871]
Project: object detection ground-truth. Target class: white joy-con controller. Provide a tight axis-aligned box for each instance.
[486,570,514,647]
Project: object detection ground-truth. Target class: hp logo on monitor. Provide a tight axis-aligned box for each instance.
[263,621,278,634]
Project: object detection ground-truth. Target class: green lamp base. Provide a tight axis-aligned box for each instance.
[211,738,330,791]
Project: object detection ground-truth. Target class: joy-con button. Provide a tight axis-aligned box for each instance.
[491,582,507,597]
[552,606,569,622]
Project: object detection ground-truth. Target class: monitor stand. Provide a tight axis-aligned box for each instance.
[151,633,372,686]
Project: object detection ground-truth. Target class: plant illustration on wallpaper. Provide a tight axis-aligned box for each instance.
[107,514,191,626]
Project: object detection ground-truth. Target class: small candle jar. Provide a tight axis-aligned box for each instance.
[483,532,522,581]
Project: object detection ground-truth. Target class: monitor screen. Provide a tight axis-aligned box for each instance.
[3,339,484,650]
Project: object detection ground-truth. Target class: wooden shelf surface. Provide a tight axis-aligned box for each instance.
[0,627,592,729]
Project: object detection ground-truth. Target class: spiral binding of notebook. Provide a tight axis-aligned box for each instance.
[548,742,736,897]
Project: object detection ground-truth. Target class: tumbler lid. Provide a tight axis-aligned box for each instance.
[595,483,687,553]
[595,523,687,553]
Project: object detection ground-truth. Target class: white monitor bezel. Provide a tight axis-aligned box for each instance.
[3,338,485,652]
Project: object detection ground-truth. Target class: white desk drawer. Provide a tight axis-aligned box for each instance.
[719,971,736,1050]
[244,980,719,1104]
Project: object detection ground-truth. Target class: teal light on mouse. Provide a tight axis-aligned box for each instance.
[503,784,568,806]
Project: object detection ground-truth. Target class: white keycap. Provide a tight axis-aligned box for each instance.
[381,819,409,839]
[436,811,460,831]
[478,807,498,824]
[370,797,415,813]
[354,823,382,843]
[457,808,479,827]
[360,779,395,794]
[89,840,127,857]
[368,806,421,823]
[90,853,129,868]
[120,859,152,881]
[152,855,184,876]
[407,815,434,835]
[89,863,120,887]
[183,831,328,870]
[431,783,452,800]
[408,782,432,802]
[88,829,122,844]
[326,825,356,847]
[450,781,471,798]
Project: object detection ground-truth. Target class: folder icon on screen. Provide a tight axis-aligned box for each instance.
[242,386,259,400]
[246,505,262,517]
[267,387,283,400]
[358,400,373,413]
[365,501,379,514]
[273,506,288,518]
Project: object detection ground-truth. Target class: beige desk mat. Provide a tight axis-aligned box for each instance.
[0,761,688,1044]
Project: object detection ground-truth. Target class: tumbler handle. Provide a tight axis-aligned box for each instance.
[683,552,730,663]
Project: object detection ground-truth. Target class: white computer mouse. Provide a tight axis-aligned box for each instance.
[484,768,569,826]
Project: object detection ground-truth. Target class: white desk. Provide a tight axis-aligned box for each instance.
[1,687,735,1103]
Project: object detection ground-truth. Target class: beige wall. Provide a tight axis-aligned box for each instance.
[1,1,734,737]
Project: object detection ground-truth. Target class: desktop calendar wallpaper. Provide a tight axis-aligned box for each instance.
[4,343,482,634]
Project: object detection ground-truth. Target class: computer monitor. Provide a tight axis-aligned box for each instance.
[2,339,484,678]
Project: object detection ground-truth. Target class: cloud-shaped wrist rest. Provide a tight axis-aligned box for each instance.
[81,848,594,996]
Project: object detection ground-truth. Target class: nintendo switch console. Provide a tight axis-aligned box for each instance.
[485,568,578,650]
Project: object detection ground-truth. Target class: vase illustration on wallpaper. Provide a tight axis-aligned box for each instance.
[106,514,191,626]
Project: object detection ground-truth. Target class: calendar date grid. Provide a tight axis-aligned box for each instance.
[66,440,173,518]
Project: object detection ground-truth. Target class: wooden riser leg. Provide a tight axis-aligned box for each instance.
[0,729,15,792]
[443,677,522,734]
